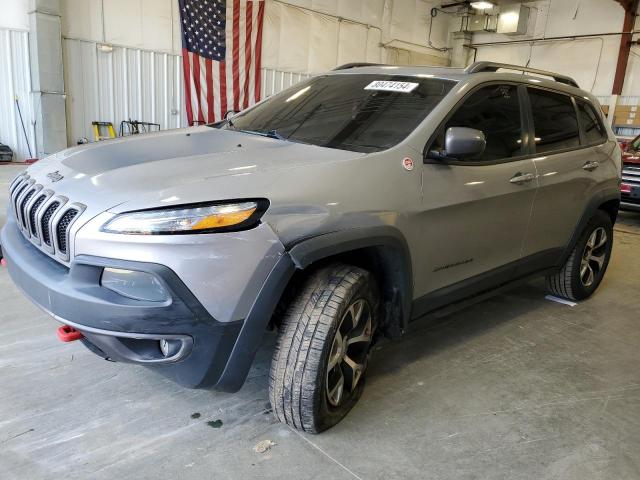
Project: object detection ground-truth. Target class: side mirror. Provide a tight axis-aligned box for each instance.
[224,110,239,120]
[445,127,486,159]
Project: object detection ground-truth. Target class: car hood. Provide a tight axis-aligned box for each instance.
[23,126,364,216]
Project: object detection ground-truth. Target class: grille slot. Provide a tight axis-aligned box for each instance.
[19,189,36,229]
[41,201,61,246]
[56,209,79,254]
[12,182,29,214]
[29,195,47,237]
[9,175,27,195]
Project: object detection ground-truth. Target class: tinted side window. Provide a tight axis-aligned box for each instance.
[528,88,580,154]
[577,100,607,144]
[433,84,523,162]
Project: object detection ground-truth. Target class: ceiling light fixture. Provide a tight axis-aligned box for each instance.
[96,43,113,53]
[470,1,495,9]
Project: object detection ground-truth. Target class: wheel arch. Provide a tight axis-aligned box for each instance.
[287,226,414,337]
[559,191,620,267]
[598,197,620,224]
[213,226,414,392]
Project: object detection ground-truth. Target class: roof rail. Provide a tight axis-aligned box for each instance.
[465,61,579,88]
[333,63,385,71]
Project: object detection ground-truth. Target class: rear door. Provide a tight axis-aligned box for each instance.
[415,83,538,304]
[521,88,610,260]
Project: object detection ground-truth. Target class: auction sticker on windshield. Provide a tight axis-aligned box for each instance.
[364,80,419,93]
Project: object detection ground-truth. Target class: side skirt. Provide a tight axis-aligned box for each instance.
[410,248,562,322]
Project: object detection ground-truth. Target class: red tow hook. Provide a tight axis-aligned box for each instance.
[57,325,83,342]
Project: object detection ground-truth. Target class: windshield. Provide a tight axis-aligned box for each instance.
[212,74,455,153]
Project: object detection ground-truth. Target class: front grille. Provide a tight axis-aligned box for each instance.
[10,175,85,262]
[56,210,78,254]
[41,202,61,246]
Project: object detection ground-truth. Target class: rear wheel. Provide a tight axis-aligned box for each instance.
[269,264,378,433]
[547,210,613,301]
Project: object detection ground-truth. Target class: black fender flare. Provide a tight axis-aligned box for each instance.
[214,226,414,392]
[214,252,296,392]
[288,226,414,330]
[558,190,620,267]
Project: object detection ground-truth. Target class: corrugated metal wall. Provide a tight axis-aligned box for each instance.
[0,34,311,160]
[63,38,184,144]
[63,38,310,144]
[261,68,312,99]
[0,29,36,161]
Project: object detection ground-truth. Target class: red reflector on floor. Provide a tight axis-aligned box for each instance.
[0,258,6,267]
[621,183,632,193]
[57,325,83,342]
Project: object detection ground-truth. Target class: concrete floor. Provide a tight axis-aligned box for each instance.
[2,163,640,480]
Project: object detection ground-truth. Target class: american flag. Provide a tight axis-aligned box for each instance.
[179,0,265,125]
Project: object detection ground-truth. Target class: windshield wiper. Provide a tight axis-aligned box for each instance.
[233,128,288,141]
[264,130,286,141]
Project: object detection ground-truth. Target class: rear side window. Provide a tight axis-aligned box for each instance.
[576,100,607,144]
[528,88,580,154]
[431,84,523,162]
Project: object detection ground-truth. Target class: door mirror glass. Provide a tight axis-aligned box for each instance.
[445,127,487,158]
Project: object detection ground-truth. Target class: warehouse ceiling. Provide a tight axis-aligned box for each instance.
[445,0,638,12]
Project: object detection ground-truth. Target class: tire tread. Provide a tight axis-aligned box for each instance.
[269,264,369,433]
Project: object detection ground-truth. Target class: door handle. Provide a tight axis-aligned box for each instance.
[510,172,536,185]
[583,161,599,172]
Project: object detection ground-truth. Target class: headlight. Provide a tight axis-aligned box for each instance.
[101,200,267,235]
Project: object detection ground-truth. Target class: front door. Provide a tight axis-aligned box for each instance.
[414,83,538,307]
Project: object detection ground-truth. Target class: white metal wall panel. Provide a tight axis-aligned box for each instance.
[63,38,183,144]
[261,68,312,99]
[63,36,307,144]
[0,29,36,161]
[264,0,450,74]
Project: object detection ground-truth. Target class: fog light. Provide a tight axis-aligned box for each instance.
[159,339,181,357]
[101,268,169,302]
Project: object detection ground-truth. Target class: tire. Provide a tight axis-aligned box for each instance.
[269,263,378,433]
[547,210,613,301]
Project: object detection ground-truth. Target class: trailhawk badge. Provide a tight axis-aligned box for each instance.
[402,157,414,171]
[46,171,64,182]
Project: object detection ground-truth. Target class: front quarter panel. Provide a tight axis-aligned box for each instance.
[75,213,285,324]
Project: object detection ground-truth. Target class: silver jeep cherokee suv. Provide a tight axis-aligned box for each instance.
[1,62,622,432]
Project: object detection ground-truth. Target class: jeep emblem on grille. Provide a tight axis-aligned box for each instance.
[46,171,64,183]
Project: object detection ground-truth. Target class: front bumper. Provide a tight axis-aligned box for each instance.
[0,217,295,390]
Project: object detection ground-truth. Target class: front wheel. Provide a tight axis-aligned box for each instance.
[269,264,378,433]
[547,210,613,301]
